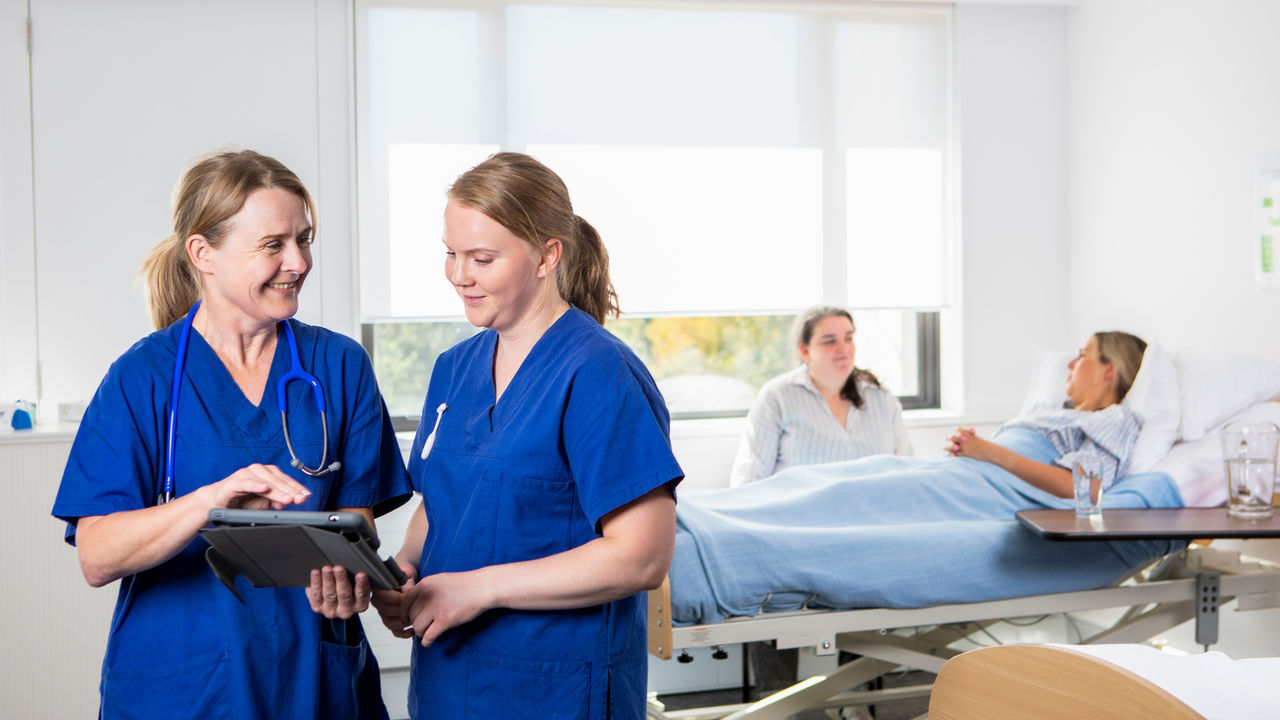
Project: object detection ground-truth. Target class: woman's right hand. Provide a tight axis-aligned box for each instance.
[202,463,312,510]
[76,464,310,587]
[371,562,419,638]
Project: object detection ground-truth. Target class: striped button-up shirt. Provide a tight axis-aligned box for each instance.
[731,365,913,486]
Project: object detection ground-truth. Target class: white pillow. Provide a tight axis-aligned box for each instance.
[1154,401,1280,507]
[1123,343,1180,473]
[1174,349,1280,441]
[1019,344,1180,474]
[1019,350,1072,415]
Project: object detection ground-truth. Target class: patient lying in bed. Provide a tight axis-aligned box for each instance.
[671,331,1188,624]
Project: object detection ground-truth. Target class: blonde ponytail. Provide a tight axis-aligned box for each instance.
[139,235,200,329]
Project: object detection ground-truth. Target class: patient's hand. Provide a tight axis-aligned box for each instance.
[945,427,1002,463]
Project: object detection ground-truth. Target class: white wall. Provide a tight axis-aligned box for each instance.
[952,3,1072,417]
[1064,0,1280,661]
[1,0,37,406]
[0,0,358,421]
[1067,0,1280,361]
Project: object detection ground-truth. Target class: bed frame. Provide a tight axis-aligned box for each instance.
[926,644,1205,720]
[645,545,1280,720]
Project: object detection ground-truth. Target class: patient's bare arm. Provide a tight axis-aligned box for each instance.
[946,427,1073,498]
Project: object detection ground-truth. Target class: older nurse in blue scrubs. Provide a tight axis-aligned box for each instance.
[370,152,684,719]
[52,150,410,719]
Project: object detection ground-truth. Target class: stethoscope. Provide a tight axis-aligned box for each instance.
[159,300,341,504]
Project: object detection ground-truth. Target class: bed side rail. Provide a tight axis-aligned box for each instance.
[649,575,673,660]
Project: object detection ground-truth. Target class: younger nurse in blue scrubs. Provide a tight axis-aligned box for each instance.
[52,150,411,719]
[371,152,683,719]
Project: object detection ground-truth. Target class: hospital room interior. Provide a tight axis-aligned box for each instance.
[5,0,1280,718]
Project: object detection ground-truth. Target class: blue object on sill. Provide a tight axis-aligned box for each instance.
[11,409,32,430]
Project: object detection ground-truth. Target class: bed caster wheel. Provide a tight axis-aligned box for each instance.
[711,646,728,660]
[677,651,693,664]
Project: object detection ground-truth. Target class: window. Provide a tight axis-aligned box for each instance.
[356,1,954,421]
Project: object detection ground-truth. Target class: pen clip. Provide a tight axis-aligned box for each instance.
[421,403,448,460]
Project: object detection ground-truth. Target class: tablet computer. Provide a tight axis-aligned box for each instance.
[199,508,407,599]
[207,508,380,549]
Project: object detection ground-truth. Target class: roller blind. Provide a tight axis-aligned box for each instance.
[356,2,953,319]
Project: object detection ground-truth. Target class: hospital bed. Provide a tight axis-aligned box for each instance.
[646,347,1280,720]
[647,545,1280,719]
[927,643,1280,720]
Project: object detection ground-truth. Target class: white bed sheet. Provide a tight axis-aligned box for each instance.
[1054,643,1280,720]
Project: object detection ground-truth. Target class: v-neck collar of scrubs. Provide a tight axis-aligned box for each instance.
[186,322,289,439]
[475,309,575,430]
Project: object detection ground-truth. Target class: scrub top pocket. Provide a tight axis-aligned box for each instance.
[101,648,230,720]
[320,635,388,720]
[465,653,593,720]
[484,470,576,566]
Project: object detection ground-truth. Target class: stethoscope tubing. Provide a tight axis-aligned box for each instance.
[159,301,338,505]
[161,301,201,504]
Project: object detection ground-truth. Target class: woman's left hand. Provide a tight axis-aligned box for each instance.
[306,565,372,619]
[402,570,493,647]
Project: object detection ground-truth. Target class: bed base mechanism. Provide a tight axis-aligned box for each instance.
[646,546,1280,720]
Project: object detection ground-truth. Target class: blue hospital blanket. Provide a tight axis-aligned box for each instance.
[670,428,1185,625]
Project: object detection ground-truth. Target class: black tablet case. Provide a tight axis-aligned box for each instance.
[199,520,406,602]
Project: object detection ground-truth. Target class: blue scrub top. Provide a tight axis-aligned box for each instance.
[52,318,412,720]
[407,307,683,720]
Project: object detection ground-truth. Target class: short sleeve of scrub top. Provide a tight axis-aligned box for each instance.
[561,337,685,528]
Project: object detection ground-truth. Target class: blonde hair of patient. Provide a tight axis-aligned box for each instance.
[1094,330,1147,403]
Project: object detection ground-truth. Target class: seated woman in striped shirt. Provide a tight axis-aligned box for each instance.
[731,306,913,487]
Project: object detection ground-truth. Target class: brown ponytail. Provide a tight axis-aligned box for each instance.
[449,152,620,324]
[138,149,316,329]
[561,216,619,324]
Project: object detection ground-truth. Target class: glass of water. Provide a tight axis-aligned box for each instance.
[1221,421,1280,519]
[1073,459,1105,517]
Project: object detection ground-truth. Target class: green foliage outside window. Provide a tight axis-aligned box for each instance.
[368,315,797,418]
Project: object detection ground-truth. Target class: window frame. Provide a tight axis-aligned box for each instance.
[365,310,941,429]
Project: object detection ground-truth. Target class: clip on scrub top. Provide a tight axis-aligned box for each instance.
[199,509,408,601]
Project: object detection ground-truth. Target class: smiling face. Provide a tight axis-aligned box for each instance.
[799,314,856,389]
[442,199,557,333]
[189,186,312,330]
[1065,335,1119,411]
